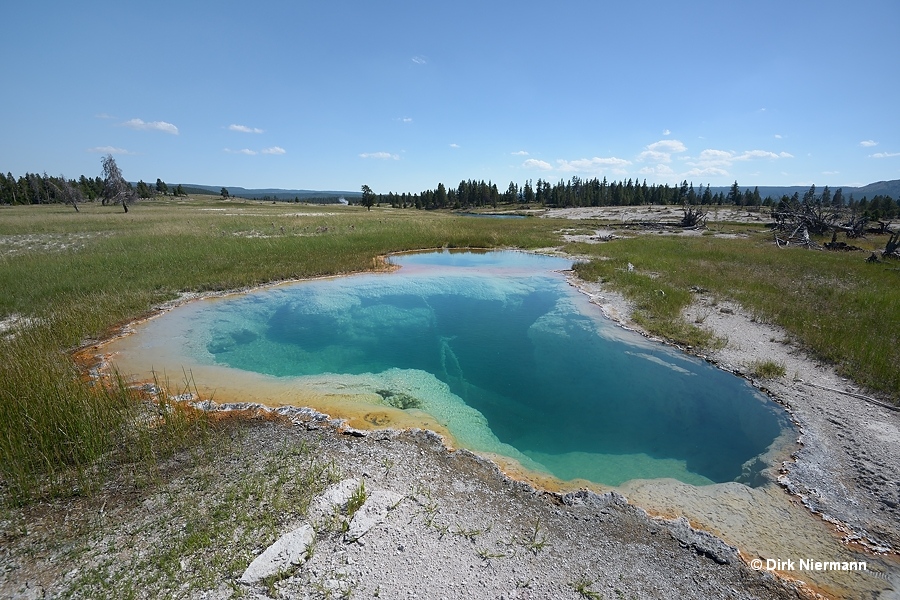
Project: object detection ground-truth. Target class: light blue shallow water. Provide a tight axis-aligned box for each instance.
[164,250,792,486]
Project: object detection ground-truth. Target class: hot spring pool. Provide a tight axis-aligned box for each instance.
[111,250,793,487]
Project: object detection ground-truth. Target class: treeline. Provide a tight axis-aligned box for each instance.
[771,183,899,221]
[0,171,187,206]
[372,177,735,210]
[367,177,899,220]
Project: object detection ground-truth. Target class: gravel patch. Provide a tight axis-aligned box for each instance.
[0,416,801,599]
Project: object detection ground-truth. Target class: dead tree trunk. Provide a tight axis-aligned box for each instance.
[884,231,900,259]
[680,204,707,228]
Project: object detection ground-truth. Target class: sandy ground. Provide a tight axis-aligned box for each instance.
[543,205,772,224]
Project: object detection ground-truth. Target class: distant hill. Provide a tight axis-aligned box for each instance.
[854,180,900,198]
[183,184,362,201]
[708,180,900,200]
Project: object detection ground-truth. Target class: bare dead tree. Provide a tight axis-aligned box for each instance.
[101,154,134,212]
[772,201,839,235]
[47,174,84,212]
[869,220,893,235]
[774,223,820,249]
[840,213,868,238]
[680,204,707,229]
[772,197,869,250]
[883,231,900,259]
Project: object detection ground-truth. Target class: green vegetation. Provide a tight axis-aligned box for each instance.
[2,196,899,509]
[521,517,549,555]
[748,360,788,380]
[570,231,900,399]
[346,480,367,518]
[571,575,604,599]
[61,434,338,599]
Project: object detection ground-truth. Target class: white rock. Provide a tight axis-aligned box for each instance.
[345,490,404,542]
[239,524,315,584]
[310,478,362,521]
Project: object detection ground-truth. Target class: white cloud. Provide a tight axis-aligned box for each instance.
[639,139,687,163]
[229,124,264,134]
[556,157,631,174]
[511,150,529,156]
[521,155,630,174]
[411,56,427,64]
[639,164,676,177]
[822,170,840,175]
[734,150,794,160]
[735,150,779,160]
[359,152,399,160]
[401,117,413,123]
[681,146,791,178]
[122,118,179,135]
[223,148,257,155]
[870,151,900,158]
[449,143,460,149]
[523,159,553,171]
[262,146,286,155]
[860,140,878,147]
[683,167,729,178]
[774,134,783,139]
[88,146,132,155]
[647,140,687,153]
[662,129,671,136]
[638,150,673,163]
[698,149,733,161]
[95,113,117,120]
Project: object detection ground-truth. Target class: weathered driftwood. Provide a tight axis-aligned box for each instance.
[883,231,900,259]
[774,224,820,249]
[679,204,707,229]
[824,230,864,252]
[868,220,893,235]
[772,201,869,250]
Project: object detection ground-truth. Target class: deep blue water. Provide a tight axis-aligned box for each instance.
[179,250,791,486]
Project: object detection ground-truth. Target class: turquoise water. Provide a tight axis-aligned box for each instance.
[161,250,791,486]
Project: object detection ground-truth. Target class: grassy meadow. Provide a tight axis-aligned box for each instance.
[1,196,898,502]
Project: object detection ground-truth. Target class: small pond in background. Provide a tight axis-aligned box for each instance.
[116,250,793,487]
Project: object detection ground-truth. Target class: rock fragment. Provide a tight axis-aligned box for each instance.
[239,524,315,584]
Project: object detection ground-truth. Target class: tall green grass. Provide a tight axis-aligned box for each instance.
[0,321,131,499]
[0,313,212,501]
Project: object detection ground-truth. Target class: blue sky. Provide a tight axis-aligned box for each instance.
[2,1,898,193]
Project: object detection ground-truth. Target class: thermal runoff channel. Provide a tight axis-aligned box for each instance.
[163,251,792,486]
